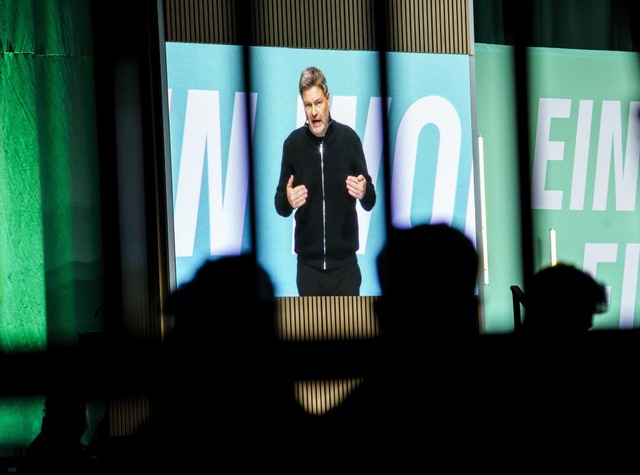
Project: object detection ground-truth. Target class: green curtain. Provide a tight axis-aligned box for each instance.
[0,0,103,351]
[0,0,103,456]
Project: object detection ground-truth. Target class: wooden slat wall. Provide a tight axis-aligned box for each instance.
[164,0,237,44]
[107,395,151,437]
[387,0,470,53]
[250,0,378,50]
[164,0,471,53]
[294,378,365,415]
[277,296,379,341]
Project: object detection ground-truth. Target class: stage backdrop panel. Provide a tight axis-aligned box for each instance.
[476,44,640,331]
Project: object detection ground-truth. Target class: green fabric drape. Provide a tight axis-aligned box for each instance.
[0,0,103,455]
[0,0,46,352]
[0,0,103,352]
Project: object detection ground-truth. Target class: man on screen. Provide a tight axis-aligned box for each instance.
[274,66,376,296]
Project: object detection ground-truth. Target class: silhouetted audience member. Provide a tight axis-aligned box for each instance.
[521,262,608,336]
[123,253,309,472]
[318,223,484,462]
[376,223,481,337]
[517,263,612,446]
[22,392,103,475]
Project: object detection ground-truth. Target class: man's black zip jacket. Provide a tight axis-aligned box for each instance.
[274,119,376,270]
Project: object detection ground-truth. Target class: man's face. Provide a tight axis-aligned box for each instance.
[302,85,330,138]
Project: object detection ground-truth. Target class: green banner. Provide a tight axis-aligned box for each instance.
[476,44,640,331]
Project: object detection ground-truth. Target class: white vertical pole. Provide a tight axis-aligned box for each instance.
[550,228,557,266]
[478,135,489,285]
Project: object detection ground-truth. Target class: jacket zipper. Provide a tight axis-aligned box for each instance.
[320,141,327,270]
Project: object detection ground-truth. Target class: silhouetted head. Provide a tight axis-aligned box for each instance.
[522,263,608,335]
[375,223,480,337]
[164,253,277,349]
[41,393,89,439]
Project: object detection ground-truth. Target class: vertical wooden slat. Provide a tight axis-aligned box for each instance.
[193,0,199,43]
[452,0,458,52]
[416,0,422,52]
[328,0,335,48]
[278,0,284,46]
[295,0,302,48]
[435,0,440,51]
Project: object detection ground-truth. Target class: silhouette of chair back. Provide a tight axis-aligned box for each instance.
[510,285,526,333]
